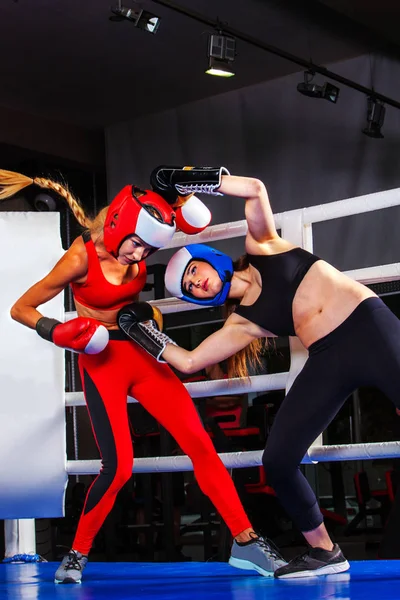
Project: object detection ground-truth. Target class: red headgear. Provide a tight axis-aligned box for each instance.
[103,186,176,258]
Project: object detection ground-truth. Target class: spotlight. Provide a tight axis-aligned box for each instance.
[34,193,57,212]
[205,33,236,78]
[321,82,340,104]
[206,57,235,78]
[362,97,385,139]
[297,71,340,103]
[110,1,160,34]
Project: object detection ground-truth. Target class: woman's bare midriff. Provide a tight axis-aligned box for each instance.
[292,260,377,348]
[74,300,123,330]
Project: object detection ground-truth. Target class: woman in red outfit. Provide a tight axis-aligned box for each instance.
[1,169,284,584]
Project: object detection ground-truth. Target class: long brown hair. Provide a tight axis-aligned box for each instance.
[225,254,268,379]
[0,169,108,234]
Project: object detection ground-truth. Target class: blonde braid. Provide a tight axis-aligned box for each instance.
[33,177,89,228]
[0,169,35,200]
[0,168,90,228]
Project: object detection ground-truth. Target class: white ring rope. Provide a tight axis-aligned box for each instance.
[66,441,400,475]
[162,186,400,249]
[64,263,400,323]
[65,373,289,407]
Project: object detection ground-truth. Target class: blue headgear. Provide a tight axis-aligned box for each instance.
[164,243,234,307]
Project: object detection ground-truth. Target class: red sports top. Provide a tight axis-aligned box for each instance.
[70,231,147,311]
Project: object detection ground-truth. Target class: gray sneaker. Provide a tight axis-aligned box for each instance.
[229,536,287,577]
[54,550,88,584]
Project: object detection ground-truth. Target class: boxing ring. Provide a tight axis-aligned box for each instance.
[2,187,400,598]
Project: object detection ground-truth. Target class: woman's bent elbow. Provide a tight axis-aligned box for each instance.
[250,178,267,197]
[178,356,197,375]
[10,303,19,322]
[10,302,29,325]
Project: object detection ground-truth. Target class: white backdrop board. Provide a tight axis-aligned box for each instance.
[0,213,67,518]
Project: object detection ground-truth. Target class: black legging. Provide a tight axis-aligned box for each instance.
[262,297,400,532]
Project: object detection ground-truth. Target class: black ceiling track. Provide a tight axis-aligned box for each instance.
[152,0,400,110]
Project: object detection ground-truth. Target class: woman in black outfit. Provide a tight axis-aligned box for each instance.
[119,166,400,579]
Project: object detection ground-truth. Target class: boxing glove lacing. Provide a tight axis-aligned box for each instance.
[176,183,222,196]
[139,320,177,348]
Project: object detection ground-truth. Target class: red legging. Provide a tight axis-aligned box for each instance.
[72,332,251,555]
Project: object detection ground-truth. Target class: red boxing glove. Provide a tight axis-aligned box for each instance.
[175,195,212,235]
[36,316,109,354]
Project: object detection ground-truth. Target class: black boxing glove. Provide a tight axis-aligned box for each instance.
[150,165,230,202]
[117,302,176,362]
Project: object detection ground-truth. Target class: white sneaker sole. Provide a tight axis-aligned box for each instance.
[276,560,350,579]
[229,556,274,577]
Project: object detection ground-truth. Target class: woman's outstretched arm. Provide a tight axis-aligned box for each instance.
[162,318,258,375]
[218,175,279,246]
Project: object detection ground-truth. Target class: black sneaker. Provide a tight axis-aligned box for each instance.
[274,544,349,579]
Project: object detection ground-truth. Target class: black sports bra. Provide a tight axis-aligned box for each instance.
[234,247,321,336]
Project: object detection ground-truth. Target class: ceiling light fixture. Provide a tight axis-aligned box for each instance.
[362,97,385,139]
[205,33,236,78]
[297,71,340,103]
[110,1,161,34]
